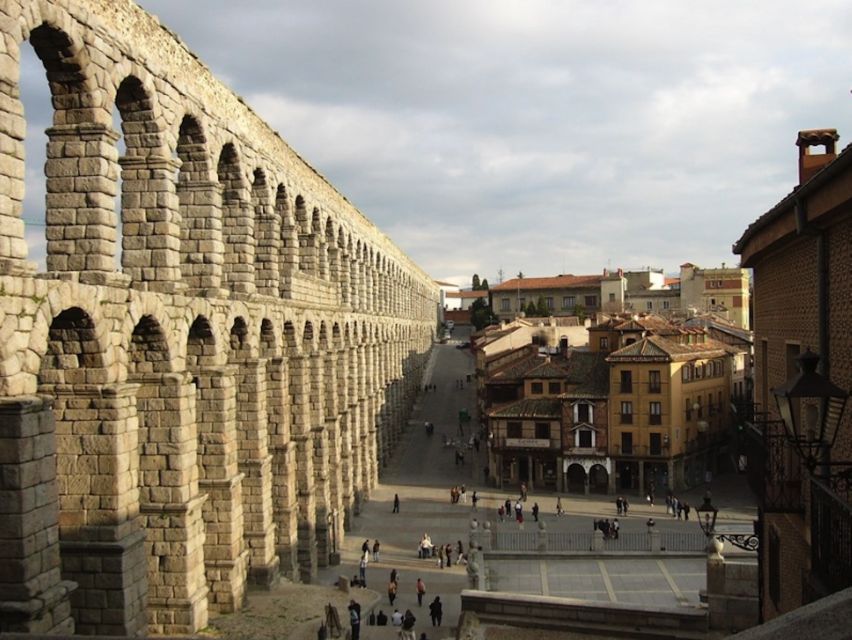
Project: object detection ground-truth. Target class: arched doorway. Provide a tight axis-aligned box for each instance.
[589,464,609,494]
[566,463,587,494]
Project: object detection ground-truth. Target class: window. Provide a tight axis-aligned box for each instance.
[649,401,662,425]
[662,300,670,310]
[577,429,593,448]
[599,337,609,350]
[646,301,653,311]
[696,400,703,419]
[530,382,543,394]
[545,297,553,310]
[620,370,633,393]
[649,432,662,456]
[620,401,633,424]
[548,381,561,394]
[649,370,661,393]
[608,293,616,302]
[519,297,525,309]
[620,432,633,455]
[584,295,597,307]
[501,298,510,311]
[563,295,575,309]
[535,422,550,439]
[575,403,592,424]
[682,364,692,382]
[685,398,692,421]
[507,421,522,438]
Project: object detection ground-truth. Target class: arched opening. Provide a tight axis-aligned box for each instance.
[218,144,254,294]
[294,196,315,276]
[277,185,295,296]
[37,308,147,635]
[589,464,609,494]
[566,463,587,494]
[253,169,279,296]
[177,115,221,293]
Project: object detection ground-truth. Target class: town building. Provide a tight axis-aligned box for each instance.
[489,274,602,322]
[733,128,852,621]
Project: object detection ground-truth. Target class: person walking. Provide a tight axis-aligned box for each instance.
[429,596,443,626]
[401,609,417,640]
[348,600,361,640]
[471,490,478,511]
[373,539,381,563]
[444,543,452,568]
[556,496,564,517]
[393,494,400,513]
[532,502,540,522]
[358,556,367,587]
[497,504,505,522]
[460,484,467,503]
[388,578,398,606]
[504,498,512,518]
[416,577,426,606]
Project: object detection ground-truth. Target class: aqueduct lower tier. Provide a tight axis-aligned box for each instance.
[0,276,435,636]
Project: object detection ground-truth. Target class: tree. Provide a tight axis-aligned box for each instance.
[472,273,481,290]
[573,303,587,321]
[470,297,497,330]
[535,296,550,317]
[524,300,538,316]
[480,278,489,290]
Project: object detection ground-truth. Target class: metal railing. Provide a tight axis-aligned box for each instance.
[660,531,708,552]
[810,477,852,594]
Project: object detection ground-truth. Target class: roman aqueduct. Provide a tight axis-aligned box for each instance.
[0,0,439,635]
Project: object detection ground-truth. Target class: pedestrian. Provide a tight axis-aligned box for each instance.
[520,482,528,501]
[677,499,683,520]
[445,543,452,567]
[532,502,539,522]
[348,600,361,640]
[359,557,367,587]
[514,500,523,522]
[419,633,429,640]
[429,596,443,626]
[471,490,478,510]
[373,539,381,563]
[393,494,400,513]
[474,436,480,452]
[401,609,417,640]
[623,497,630,515]
[390,568,398,584]
[556,496,564,517]
[362,539,370,556]
[376,610,388,625]
[616,496,623,515]
[416,577,426,606]
[613,518,620,539]
[437,544,444,569]
[457,540,465,564]
[498,504,504,522]
[666,492,673,516]
[684,502,691,521]
[392,609,403,626]
[388,578,397,605]
[461,484,467,503]
[505,498,512,518]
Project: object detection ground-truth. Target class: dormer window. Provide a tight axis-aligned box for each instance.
[574,401,594,424]
[575,428,595,448]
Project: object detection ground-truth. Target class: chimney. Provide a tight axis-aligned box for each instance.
[797,129,839,185]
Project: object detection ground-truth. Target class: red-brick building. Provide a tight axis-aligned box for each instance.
[734,128,852,620]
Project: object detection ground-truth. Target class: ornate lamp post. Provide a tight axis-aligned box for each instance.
[771,349,849,476]
[696,491,759,551]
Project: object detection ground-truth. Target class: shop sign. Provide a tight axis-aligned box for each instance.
[505,438,551,449]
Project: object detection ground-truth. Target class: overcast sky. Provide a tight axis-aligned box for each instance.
[19,1,852,287]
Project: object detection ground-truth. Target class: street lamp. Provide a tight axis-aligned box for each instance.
[771,349,849,475]
[695,491,759,551]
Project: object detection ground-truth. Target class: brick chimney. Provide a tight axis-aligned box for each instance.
[797,129,839,185]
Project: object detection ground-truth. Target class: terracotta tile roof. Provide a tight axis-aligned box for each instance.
[446,290,489,299]
[665,277,681,287]
[491,354,545,381]
[524,360,571,379]
[489,398,562,419]
[606,335,728,362]
[491,274,602,292]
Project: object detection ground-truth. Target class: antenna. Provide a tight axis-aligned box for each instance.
[497,267,504,284]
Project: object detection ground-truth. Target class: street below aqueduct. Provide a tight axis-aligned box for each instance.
[313,332,758,637]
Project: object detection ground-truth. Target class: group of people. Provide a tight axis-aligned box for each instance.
[666,492,691,520]
[615,495,630,515]
[498,497,537,525]
[449,485,467,503]
[593,517,620,539]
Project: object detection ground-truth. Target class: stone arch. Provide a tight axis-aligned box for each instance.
[589,463,609,495]
[113,73,182,288]
[253,168,280,296]
[566,463,587,494]
[324,216,338,286]
[12,19,112,274]
[277,184,297,296]
[176,114,223,293]
[218,143,255,294]
[283,320,301,357]
[186,315,218,369]
[260,318,278,359]
[228,316,252,359]
[302,319,316,353]
[128,314,174,375]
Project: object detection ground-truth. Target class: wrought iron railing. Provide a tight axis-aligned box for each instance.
[810,476,852,595]
[741,412,803,513]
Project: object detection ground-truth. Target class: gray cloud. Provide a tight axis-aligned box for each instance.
[18,1,852,283]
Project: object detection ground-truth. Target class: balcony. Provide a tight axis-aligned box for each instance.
[565,446,607,456]
[620,414,633,424]
[810,476,852,596]
[620,383,633,394]
[741,412,803,513]
[613,444,644,457]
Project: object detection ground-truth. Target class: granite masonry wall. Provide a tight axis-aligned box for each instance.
[0,0,438,635]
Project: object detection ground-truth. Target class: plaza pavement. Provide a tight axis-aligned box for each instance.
[314,332,758,638]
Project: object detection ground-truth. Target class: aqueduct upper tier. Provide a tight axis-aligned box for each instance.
[0,0,439,635]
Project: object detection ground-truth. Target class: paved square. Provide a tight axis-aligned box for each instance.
[486,556,707,607]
